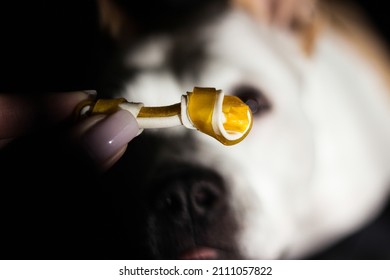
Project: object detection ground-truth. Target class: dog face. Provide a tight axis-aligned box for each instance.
[96,0,390,260]
[102,7,317,259]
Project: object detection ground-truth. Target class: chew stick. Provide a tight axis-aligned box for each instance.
[75,87,253,145]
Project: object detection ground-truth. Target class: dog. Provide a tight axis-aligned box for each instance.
[93,0,390,259]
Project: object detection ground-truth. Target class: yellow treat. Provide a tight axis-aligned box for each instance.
[222,96,251,134]
[186,87,253,145]
[75,87,253,145]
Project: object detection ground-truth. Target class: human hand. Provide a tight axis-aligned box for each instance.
[0,91,139,171]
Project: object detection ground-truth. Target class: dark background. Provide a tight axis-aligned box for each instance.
[0,1,101,93]
[0,0,389,92]
[0,0,389,259]
[0,0,390,93]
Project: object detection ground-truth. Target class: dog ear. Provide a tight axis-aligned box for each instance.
[97,0,137,43]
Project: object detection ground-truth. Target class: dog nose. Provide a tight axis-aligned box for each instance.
[152,167,226,222]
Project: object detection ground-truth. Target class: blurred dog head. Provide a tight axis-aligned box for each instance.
[97,0,390,259]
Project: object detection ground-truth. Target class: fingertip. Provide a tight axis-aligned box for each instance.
[44,90,95,123]
[99,145,128,172]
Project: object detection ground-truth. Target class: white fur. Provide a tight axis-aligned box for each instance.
[121,9,390,259]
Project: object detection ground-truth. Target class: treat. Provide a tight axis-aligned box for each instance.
[75,87,253,145]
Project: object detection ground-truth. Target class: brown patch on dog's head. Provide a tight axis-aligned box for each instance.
[295,13,323,55]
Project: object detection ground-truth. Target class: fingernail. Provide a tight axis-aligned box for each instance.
[82,110,139,162]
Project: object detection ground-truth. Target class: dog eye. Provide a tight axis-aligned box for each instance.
[233,85,271,116]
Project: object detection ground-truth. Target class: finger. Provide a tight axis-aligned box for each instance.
[72,109,140,172]
[0,91,92,139]
[0,94,36,138]
[101,145,128,171]
[42,90,96,124]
